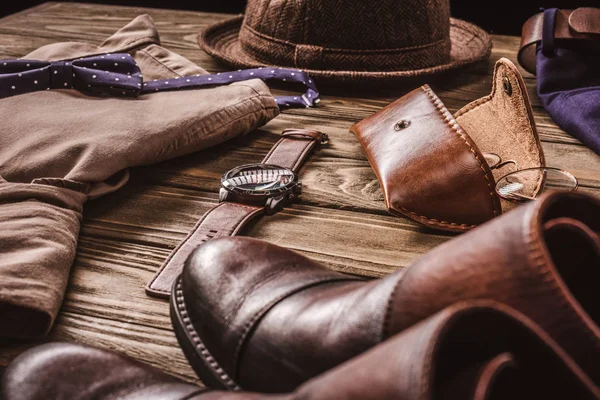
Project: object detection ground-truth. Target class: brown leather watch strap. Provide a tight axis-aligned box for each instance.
[261,129,327,171]
[146,128,325,298]
[146,202,264,298]
[518,8,600,75]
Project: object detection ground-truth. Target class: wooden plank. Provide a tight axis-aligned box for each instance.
[81,182,452,275]
[0,311,201,384]
[81,180,600,277]
[0,2,598,389]
[125,121,600,220]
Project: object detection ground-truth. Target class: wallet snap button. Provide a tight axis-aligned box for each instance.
[394,119,411,131]
[502,76,512,96]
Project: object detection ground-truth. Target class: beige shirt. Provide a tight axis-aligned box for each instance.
[0,15,279,338]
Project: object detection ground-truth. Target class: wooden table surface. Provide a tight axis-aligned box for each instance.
[0,1,599,385]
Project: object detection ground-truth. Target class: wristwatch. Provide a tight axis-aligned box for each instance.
[146,128,328,298]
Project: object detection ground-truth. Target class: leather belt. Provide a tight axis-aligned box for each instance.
[519,7,600,75]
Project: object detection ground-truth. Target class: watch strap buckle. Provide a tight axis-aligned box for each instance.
[282,128,328,144]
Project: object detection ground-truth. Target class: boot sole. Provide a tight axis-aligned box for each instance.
[170,277,241,391]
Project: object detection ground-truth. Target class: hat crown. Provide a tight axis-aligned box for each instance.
[239,0,452,71]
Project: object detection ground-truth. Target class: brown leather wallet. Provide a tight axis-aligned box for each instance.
[351,58,544,232]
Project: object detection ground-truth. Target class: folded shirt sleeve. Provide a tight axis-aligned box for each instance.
[0,178,86,338]
[0,15,279,339]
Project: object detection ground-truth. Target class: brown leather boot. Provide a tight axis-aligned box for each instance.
[0,342,209,400]
[290,301,600,400]
[3,303,599,400]
[170,191,600,392]
[0,342,268,400]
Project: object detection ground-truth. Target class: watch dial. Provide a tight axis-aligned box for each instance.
[222,164,297,195]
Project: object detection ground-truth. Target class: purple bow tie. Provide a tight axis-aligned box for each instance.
[0,53,320,108]
[0,53,142,98]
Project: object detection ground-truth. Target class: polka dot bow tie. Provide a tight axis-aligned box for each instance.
[0,53,320,108]
[0,54,142,98]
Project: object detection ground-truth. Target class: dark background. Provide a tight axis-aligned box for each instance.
[0,1,597,35]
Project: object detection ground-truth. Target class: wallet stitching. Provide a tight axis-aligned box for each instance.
[388,208,475,229]
[352,122,477,230]
[453,93,491,118]
[455,61,545,198]
[453,59,503,118]
[454,61,502,118]
[361,87,500,230]
[421,85,498,218]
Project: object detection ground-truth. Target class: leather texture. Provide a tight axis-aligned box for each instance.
[351,84,499,231]
[262,129,326,171]
[146,202,264,298]
[6,302,600,399]
[171,191,600,393]
[455,58,545,213]
[0,342,208,400]
[147,129,325,299]
[569,8,600,34]
[351,58,542,232]
[291,301,600,400]
[519,8,600,74]
[521,7,600,156]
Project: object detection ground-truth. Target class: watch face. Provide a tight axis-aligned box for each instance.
[221,164,299,196]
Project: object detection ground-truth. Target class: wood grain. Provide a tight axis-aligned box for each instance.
[0,1,598,387]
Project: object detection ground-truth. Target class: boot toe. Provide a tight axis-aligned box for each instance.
[1,342,202,400]
[2,342,117,400]
[175,237,353,389]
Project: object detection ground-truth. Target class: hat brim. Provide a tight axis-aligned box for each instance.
[198,16,492,84]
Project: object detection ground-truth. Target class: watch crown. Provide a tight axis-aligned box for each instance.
[219,188,230,203]
[265,195,286,215]
[295,182,303,195]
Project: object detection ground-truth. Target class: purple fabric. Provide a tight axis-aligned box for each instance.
[144,67,320,108]
[0,54,142,98]
[0,53,320,108]
[536,8,600,155]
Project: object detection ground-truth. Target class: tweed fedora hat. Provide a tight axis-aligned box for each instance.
[198,0,492,83]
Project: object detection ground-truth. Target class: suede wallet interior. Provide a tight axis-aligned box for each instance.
[351,58,545,232]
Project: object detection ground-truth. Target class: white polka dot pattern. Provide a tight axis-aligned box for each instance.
[0,53,141,98]
[142,68,320,108]
[0,53,321,108]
